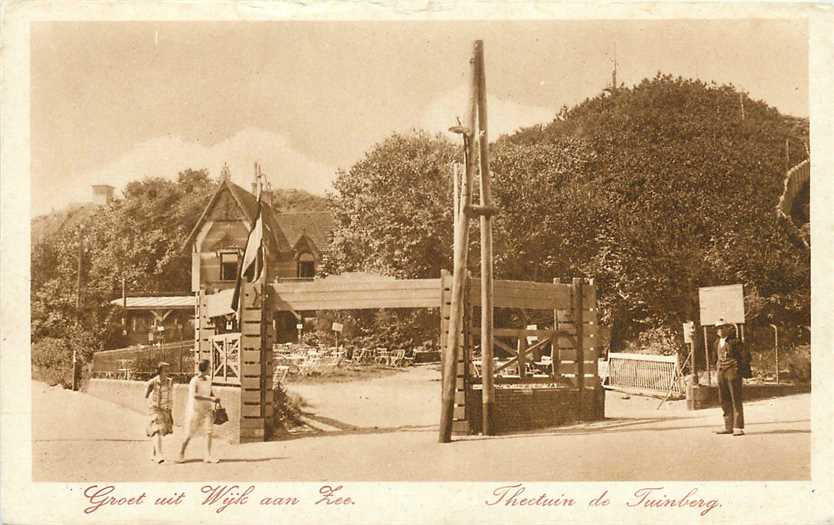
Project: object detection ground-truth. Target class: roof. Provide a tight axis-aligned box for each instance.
[274,211,335,255]
[109,296,195,310]
[182,178,334,256]
[182,178,290,254]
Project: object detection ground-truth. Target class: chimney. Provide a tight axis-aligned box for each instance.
[91,185,115,206]
[262,181,274,205]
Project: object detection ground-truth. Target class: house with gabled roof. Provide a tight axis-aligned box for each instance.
[109,164,334,346]
[182,164,334,294]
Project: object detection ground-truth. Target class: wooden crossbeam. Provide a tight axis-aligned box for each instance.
[493,336,552,374]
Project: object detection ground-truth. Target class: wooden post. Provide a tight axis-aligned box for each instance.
[453,163,461,242]
[474,40,496,436]
[552,279,561,383]
[72,227,85,391]
[517,337,527,379]
[573,278,585,419]
[703,326,711,386]
[439,43,478,444]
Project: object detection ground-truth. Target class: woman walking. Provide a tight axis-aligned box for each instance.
[144,361,174,463]
[177,359,220,463]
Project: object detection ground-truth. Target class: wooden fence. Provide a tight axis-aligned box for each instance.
[91,340,194,380]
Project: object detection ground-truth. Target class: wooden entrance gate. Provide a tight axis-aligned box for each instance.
[210,333,241,385]
[194,273,601,441]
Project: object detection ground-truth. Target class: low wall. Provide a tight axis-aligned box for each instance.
[467,385,605,434]
[686,382,811,410]
[86,379,242,444]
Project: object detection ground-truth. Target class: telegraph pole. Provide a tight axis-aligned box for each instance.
[439,43,477,443]
[474,41,497,435]
[73,227,85,391]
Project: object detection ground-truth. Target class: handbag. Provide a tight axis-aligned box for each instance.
[213,400,229,425]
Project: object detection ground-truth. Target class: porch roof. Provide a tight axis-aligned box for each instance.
[110,296,195,310]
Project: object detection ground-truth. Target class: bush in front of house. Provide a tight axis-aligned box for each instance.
[272,382,305,432]
[31,337,74,388]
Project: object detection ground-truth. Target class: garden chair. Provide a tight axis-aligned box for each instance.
[374,348,390,366]
[273,365,290,386]
[299,357,322,376]
[389,349,406,367]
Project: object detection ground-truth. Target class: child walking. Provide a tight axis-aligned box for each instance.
[144,361,174,463]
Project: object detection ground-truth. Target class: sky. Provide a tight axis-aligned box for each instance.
[30,20,808,216]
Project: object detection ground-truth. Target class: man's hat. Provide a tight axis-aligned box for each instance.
[158,361,171,368]
[715,318,733,329]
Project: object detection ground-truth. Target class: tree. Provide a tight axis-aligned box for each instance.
[506,74,809,345]
[324,75,809,353]
[30,168,218,356]
[323,131,460,279]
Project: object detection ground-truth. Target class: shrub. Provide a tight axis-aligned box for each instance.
[272,382,305,431]
[784,344,811,383]
[627,325,682,356]
[31,337,73,387]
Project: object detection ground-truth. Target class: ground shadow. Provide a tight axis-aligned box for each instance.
[747,429,810,435]
[34,438,147,443]
[211,457,287,463]
[452,417,812,441]
[272,416,438,441]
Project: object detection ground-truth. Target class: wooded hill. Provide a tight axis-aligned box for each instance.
[324,74,810,352]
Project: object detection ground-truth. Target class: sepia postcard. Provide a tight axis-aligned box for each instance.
[2,1,833,524]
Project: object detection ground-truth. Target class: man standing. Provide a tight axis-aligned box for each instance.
[714,320,745,436]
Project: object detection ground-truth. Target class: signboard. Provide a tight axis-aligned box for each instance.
[332,322,344,333]
[682,321,694,344]
[296,323,303,331]
[699,284,745,326]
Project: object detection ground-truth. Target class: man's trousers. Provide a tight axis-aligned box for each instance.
[717,366,744,430]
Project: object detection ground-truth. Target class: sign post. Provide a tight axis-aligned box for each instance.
[296,322,303,344]
[332,322,343,350]
[698,284,746,385]
[682,321,697,385]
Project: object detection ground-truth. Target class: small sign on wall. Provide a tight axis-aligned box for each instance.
[682,321,695,343]
[332,322,344,333]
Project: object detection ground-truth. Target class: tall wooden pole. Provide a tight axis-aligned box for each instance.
[474,40,496,435]
[121,276,127,336]
[73,227,85,391]
[439,45,477,443]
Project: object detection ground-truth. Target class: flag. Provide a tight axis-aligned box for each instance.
[230,189,265,312]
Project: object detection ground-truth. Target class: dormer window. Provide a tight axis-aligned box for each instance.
[297,252,315,280]
[218,250,240,281]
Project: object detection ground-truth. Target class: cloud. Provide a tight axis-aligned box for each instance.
[37,128,335,214]
[418,87,556,139]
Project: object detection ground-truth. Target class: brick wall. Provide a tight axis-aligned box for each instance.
[466,386,605,434]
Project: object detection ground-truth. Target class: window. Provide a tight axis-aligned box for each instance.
[297,252,315,280]
[219,251,239,281]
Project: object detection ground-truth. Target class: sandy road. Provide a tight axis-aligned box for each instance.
[32,367,809,481]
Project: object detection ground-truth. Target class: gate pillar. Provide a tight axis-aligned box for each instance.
[238,279,274,442]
